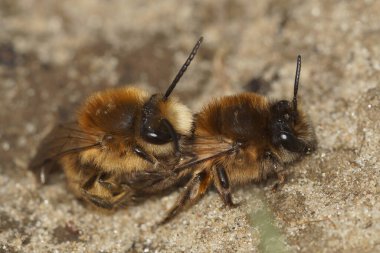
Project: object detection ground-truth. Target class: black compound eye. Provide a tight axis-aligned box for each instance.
[279,131,308,153]
[141,121,172,145]
[280,133,288,141]
[141,95,175,145]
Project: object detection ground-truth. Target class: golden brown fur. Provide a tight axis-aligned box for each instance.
[194,93,273,184]
[29,42,316,224]
[30,86,194,209]
[159,92,317,223]
[75,87,192,175]
[194,94,313,184]
[29,37,203,212]
[160,56,317,223]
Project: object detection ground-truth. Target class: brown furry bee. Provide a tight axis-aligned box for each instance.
[161,55,317,223]
[29,37,203,209]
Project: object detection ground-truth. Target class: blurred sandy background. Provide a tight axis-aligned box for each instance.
[0,0,379,252]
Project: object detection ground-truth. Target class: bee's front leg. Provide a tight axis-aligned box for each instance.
[133,145,155,164]
[213,164,239,208]
[79,171,133,209]
[271,164,287,192]
[159,170,212,225]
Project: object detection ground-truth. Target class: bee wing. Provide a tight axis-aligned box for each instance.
[29,122,101,184]
[175,136,236,171]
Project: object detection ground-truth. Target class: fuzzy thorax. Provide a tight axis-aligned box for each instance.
[158,96,193,136]
[77,87,149,134]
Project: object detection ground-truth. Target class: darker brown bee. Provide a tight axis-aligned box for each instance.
[161,56,317,223]
[29,37,203,209]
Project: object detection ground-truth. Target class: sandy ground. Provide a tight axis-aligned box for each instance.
[0,0,379,252]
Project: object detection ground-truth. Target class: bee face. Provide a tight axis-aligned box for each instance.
[141,95,172,144]
[140,94,192,146]
[270,99,315,156]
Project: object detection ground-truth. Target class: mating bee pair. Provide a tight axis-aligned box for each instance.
[30,37,317,223]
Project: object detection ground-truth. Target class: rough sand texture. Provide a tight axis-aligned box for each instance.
[0,0,379,252]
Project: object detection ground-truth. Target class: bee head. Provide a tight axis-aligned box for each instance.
[140,37,203,146]
[270,56,316,156]
[141,94,193,145]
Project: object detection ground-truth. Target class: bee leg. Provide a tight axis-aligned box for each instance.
[159,170,212,225]
[98,173,113,190]
[271,167,287,192]
[95,173,137,207]
[98,172,125,196]
[78,173,112,209]
[82,186,131,209]
[39,166,48,184]
[214,164,238,208]
[84,193,114,209]
[85,190,134,209]
[133,145,155,164]
[81,173,98,191]
[125,167,192,196]
[79,173,123,209]
[262,151,286,192]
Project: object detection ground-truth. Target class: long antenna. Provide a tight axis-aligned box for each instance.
[293,55,301,111]
[162,36,203,101]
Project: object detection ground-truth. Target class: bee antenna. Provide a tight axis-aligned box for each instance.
[162,36,203,101]
[293,55,301,111]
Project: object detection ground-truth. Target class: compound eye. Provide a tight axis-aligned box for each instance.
[141,123,172,145]
[280,133,288,141]
[278,131,308,153]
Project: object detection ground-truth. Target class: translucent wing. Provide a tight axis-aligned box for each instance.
[174,136,237,172]
[29,122,101,184]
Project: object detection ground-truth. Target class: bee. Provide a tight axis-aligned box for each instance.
[161,55,317,223]
[29,37,203,209]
